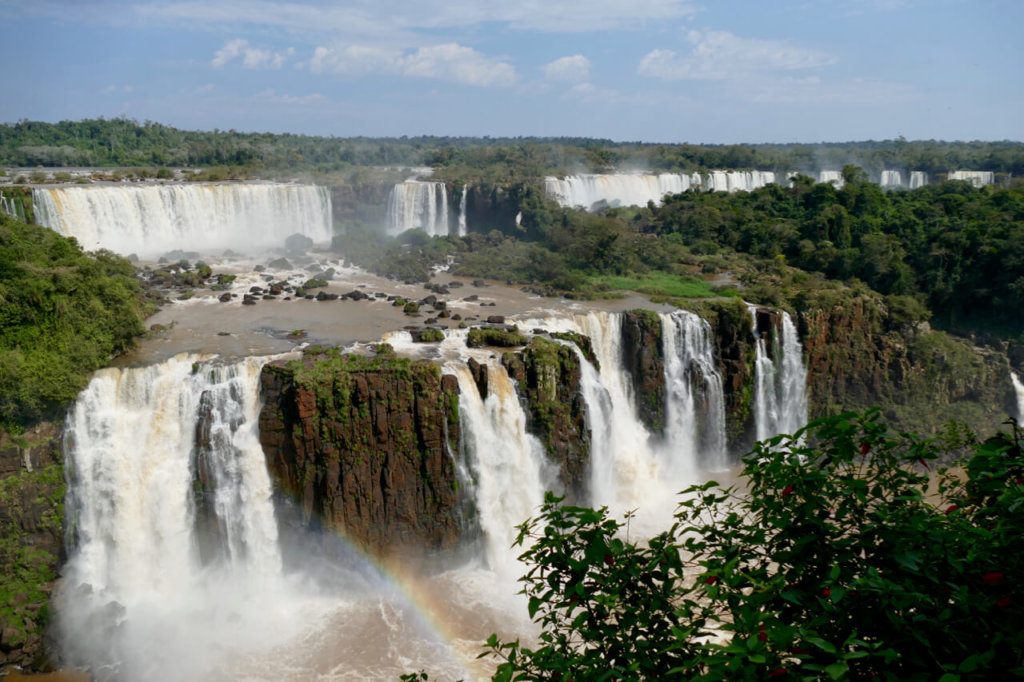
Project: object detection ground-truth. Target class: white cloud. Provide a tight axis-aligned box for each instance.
[194,83,215,94]
[398,44,516,87]
[542,55,591,83]
[310,42,517,87]
[639,29,836,81]
[212,38,293,69]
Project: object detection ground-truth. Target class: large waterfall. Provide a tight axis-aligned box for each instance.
[56,307,799,677]
[661,310,727,473]
[451,363,554,577]
[59,355,298,680]
[33,183,333,258]
[386,181,450,236]
[751,310,808,442]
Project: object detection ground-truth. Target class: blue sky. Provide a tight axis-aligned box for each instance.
[1,0,1020,143]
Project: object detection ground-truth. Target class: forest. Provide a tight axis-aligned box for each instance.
[3,117,1024,177]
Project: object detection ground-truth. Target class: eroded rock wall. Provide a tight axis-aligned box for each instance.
[502,336,589,495]
[0,421,63,671]
[258,348,461,558]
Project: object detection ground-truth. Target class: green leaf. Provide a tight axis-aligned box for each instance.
[825,662,849,679]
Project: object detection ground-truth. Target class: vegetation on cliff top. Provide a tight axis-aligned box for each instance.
[0,214,151,430]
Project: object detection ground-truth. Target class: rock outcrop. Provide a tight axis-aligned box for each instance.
[621,309,666,434]
[0,421,63,671]
[502,337,590,495]
[258,346,461,558]
[800,295,1014,437]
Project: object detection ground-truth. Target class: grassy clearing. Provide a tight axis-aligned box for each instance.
[590,272,729,299]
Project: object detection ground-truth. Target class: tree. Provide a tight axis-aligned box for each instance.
[480,411,1024,681]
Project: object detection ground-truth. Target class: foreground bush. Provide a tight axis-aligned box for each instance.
[474,411,1024,681]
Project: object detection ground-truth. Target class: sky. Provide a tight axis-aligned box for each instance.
[1,0,1021,144]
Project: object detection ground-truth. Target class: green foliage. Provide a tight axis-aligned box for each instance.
[589,271,726,298]
[0,214,150,428]
[0,464,64,647]
[483,412,1024,681]
[466,327,528,348]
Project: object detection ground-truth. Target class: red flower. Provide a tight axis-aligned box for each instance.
[997,597,1011,608]
[860,443,870,455]
[758,630,768,642]
[769,667,789,677]
[945,505,959,514]
[603,554,615,567]
[705,575,717,585]
[917,457,930,470]
[821,589,831,597]
[781,484,795,498]
[983,572,1005,586]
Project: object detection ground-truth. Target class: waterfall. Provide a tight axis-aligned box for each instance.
[386,181,450,236]
[1,193,27,221]
[751,310,808,441]
[703,170,777,193]
[58,354,300,680]
[948,170,995,187]
[544,171,781,210]
[660,311,727,473]
[909,171,928,189]
[818,170,844,188]
[457,185,468,237]
[880,170,903,188]
[32,183,332,258]
[544,173,695,210]
[450,362,554,578]
[1012,371,1024,422]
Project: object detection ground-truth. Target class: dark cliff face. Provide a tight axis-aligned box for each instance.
[502,336,590,497]
[621,310,666,434]
[258,349,461,559]
[0,421,63,671]
[800,297,1014,438]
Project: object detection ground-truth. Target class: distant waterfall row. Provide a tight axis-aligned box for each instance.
[386,181,468,237]
[33,183,333,258]
[544,169,999,210]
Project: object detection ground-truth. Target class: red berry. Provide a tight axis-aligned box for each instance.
[997,597,1011,608]
[758,630,768,642]
[705,575,717,585]
[822,589,831,597]
[781,484,795,498]
[945,505,959,514]
[860,443,870,455]
[769,667,788,677]
[983,572,1005,586]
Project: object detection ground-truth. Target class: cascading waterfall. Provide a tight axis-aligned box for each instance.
[910,171,928,189]
[751,310,808,442]
[58,354,302,681]
[1011,371,1024,421]
[544,173,696,210]
[33,183,332,258]
[660,310,727,473]
[386,181,450,236]
[879,170,904,188]
[450,362,554,578]
[948,170,995,187]
[818,170,844,188]
[458,185,468,236]
[1,193,27,221]
[703,170,778,193]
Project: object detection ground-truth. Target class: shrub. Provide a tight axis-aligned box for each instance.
[481,411,1024,681]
